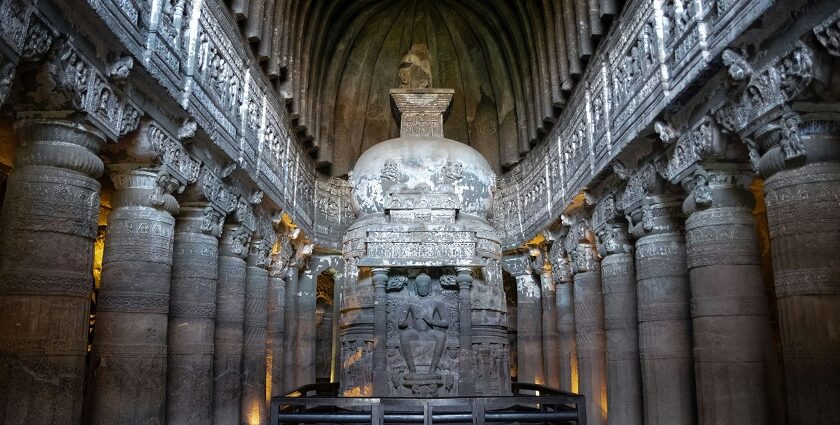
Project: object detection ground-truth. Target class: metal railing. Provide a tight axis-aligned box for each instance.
[270,382,586,424]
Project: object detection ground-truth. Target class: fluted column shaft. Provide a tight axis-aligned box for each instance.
[214,224,250,425]
[571,243,607,425]
[597,223,642,425]
[166,205,221,425]
[242,239,269,425]
[295,267,318,388]
[515,272,545,385]
[540,269,562,389]
[267,267,286,397]
[681,165,773,425]
[759,121,840,423]
[0,120,104,425]
[89,168,179,425]
[281,266,299,393]
[630,199,695,425]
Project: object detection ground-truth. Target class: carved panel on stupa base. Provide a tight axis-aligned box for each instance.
[383,271,460,397]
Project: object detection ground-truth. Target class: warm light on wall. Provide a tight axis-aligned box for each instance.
[571,354,579,394]
[247,404,261,425]
[265,352,273,404]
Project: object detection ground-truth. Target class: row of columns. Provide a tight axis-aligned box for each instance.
[0,119,331,425]
[507,139,839,425]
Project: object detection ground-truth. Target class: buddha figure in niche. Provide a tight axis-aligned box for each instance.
[397,273,449,377]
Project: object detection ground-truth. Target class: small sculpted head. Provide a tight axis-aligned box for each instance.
[415,273,432,297]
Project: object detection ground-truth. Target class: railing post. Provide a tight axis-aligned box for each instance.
[424,402,432,425]
[372,403,384,425]
[472,399,485,425]
[269,399,278,425]
[577,395,588,425]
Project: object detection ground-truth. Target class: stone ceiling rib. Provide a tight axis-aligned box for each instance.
[224,0,620,176]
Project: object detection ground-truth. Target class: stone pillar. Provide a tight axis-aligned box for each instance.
[0,120,104,425]
[539,264,562,389]
[680,165,773,424]
[503,255,544,386]
[627,195,695,425]
[295,258,324,388]
[712,44,840,423]
[329,261,345,382]
[214,224,251,425]
[267,253,287,397]
[242,238,270,425]
[756,119,840,422]
[165,204,223,425]
[551,252,577,392]
[89,167,179,425]
[595,221,642,425]
[456,267,474,395]
[281,264,299,393]
[371,267,389,396]
[568,225,607,425]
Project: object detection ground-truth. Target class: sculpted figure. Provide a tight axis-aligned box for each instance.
[397,273,448,375]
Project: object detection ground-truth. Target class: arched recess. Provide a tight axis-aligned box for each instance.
[227,0,621,175]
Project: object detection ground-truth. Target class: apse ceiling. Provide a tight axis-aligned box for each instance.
[228,0,622,176]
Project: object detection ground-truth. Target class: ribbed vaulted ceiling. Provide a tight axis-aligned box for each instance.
[228,0,621,176]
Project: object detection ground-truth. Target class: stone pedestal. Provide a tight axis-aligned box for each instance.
[597,223,642,425]
[760,124,840,424]
[89,168,178,425]
[0,120,104,425]
[166,205,221,425]
[242,239,269,425]
[682,166,772,425]
[630,199,695,425]
[540,269,562,389]
[214,224,250,425]
[570,242,607,425]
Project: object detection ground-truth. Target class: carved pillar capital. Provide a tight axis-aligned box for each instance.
[108,166,181,215]
[563,217,599,274]
[501,254,532,277]
[219,223,252,259]
[679,163,755,215]
[713,42,825,178]
[455,267,474,289]
[246,237,272,269]
[16,40,142,140]
[371,267,390,288]
[617,160,685,238]
[0,59,16,106]
[814,10,840,57]
[13,118,106,177]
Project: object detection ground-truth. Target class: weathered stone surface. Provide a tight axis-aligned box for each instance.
[630,199,696,425]
[570,242,607,425]
[89,167,178,425]
[682,165,773,425]
[539,268,562,389]
[0,120,104,425]
[597,223,642,425]
[503,255,544,387]
[242,238,270,425]
[166,205,220,425]
[763,142,840,424]
[214,224,250,425]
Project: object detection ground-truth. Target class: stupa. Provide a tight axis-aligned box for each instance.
[339,45,510,397]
